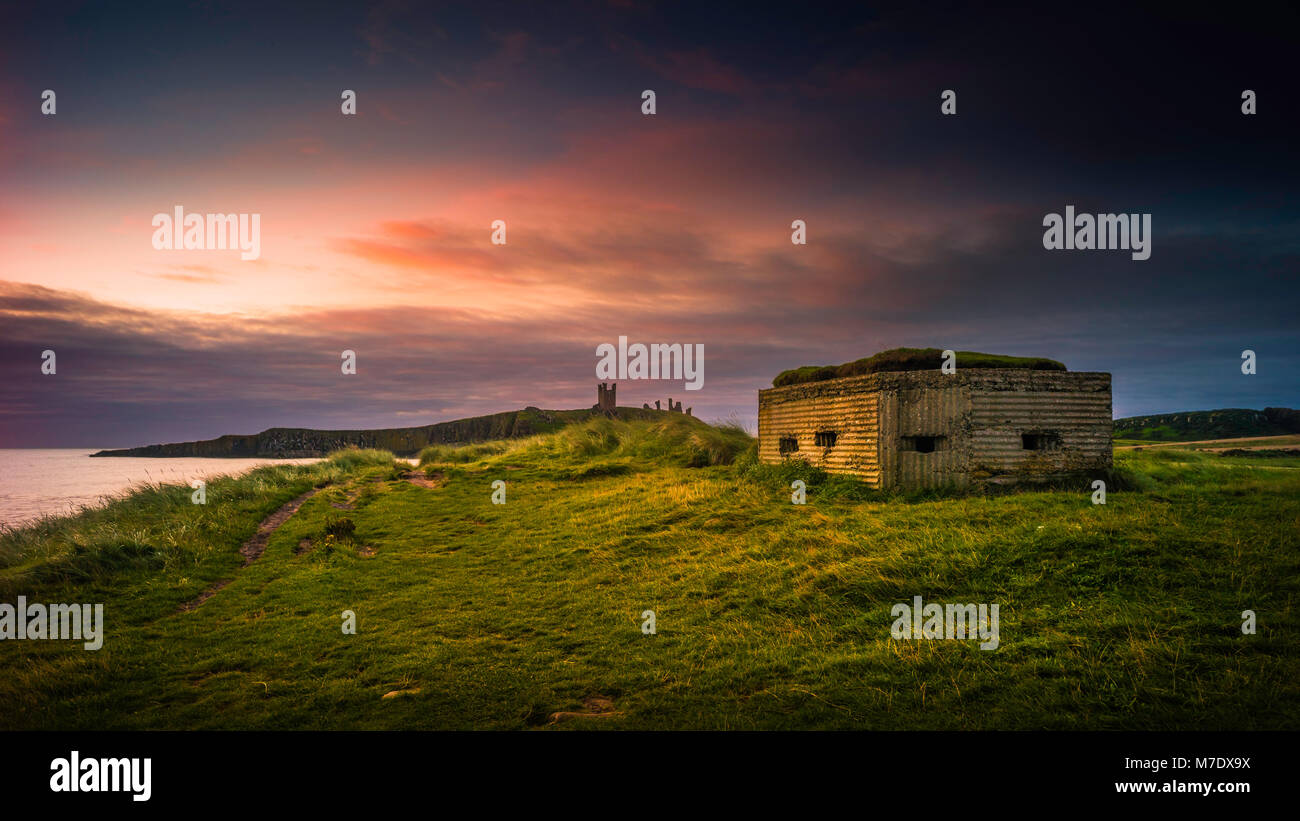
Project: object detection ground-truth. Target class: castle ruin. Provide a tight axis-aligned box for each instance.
[595,383,691,416]
[595,382,617,413]
[643,397,691,415]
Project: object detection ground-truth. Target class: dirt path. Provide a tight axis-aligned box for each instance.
[179,487,323,612]
[1116,434,1300,451]
[180,471,438,612]
[401,470,445,488]
[330,485,361,510]
[548,695,621,724]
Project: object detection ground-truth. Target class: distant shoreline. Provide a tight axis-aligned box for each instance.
[87,406,676,458]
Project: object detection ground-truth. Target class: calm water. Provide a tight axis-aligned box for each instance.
[0,450,321,526]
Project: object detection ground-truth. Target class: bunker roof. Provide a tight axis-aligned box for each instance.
[772,347,1067,388]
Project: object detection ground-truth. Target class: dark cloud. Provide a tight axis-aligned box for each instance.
[1,2,1297,445]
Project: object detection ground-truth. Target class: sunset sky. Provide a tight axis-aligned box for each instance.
[1,1,1296,447]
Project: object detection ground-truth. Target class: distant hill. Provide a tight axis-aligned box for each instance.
[1113,408,1300,442]
[772,347,1066,388]
[91,406,670,458]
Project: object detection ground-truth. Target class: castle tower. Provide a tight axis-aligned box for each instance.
[596,382,617,412]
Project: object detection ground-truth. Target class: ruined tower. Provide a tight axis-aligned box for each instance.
[596,382,617,412]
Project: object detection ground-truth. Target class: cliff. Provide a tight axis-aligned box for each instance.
[90,406,669,458]
[1113,407,1300,441]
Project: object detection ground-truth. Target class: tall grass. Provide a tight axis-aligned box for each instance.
[419,415,754,473]
[0,449,401,595]
[2,423,1298,730]
[1113,447,1300,491]
[324,447,402,471]
[417,442,508,465]
[518,415,752,469]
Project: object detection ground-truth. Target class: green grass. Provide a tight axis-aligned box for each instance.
[1,421,1296,730]
[417,441,510,465]
[773,347,1066,387]
[1117,434,1300,451]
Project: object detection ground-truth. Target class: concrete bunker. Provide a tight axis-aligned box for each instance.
[757,349,1112,489]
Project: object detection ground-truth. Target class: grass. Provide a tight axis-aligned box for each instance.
[773,347,1066,388]
[1117,434,1300,450]
[1,421,1296,730]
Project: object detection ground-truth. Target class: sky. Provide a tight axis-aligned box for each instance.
[0,0,1296,447]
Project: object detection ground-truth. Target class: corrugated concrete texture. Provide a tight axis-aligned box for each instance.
[758,369,1111,489]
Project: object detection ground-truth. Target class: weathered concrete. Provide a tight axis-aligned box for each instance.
[758,369,1112,489]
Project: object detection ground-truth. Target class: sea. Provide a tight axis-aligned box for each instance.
[0,449,322,527]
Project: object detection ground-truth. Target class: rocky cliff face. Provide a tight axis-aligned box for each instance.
[1264,407,1300,431]
[1113,408,1299,441]
[91,407,614,458]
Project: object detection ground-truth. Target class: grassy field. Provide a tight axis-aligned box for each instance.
[1112,408,1298,443]
[1,417,1297,730]
[1115,434,1300,451]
